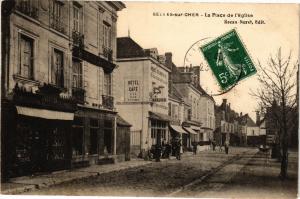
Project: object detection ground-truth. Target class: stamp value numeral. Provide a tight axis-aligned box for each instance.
[219,72,229,84]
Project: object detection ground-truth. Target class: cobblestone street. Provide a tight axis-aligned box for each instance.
[0,147,295,198]
[20,148,255,196]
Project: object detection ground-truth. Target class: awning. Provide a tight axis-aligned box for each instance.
[183,127,198,135]
[191,125,201,131]
[148,111,172,122]
[170,125,188,134]
[117,114,132,127]
[16,106,74,120]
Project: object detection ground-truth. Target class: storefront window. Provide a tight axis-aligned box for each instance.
[89,129,98,154]
[89,118,99,155]
[104,120,113,154]
[72,116,84,156]
[150,120,167,144]
[72,128,83,156]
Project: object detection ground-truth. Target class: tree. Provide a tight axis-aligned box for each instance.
[250,48,298,180]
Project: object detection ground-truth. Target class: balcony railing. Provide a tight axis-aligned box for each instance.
[50,15,65,34]
[72,31,84,47]
[15,1,39,19]
[102,95,114,110]
[102,46,113,62]
[13,83,76,112]
[72,87,85,105]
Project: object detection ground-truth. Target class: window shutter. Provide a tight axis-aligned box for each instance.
[50,48,55,84]
[20,36,25,76]
[63,53,69,89]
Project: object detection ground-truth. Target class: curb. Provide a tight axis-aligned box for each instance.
[2,160,152,195]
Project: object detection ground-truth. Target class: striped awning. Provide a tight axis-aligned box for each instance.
[183,127,198,135]
[170,125,188,134]
[16,106,74,120]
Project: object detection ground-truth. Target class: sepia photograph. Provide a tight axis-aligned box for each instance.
[0,1,299,198]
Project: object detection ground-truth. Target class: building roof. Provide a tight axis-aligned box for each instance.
[242,114,257,127]
[169,85,183,102]
[257,117,265,126]
[107,1,126,11]
[117,37,146,58]
[195,84,215,102]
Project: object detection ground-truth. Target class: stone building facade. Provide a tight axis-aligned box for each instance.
[1,0,126,180]
[115,37,171,156]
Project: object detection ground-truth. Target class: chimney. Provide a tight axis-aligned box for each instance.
[256,111,260,125]
[165,52,172,70]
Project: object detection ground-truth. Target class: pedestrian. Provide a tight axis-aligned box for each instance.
[212,139,216,151]
[193,142,197,155]
[176,138,182,160]
[225,139,229,154]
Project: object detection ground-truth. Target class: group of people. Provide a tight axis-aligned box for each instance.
[150,137,230,161]
[149,137,183,161]
[211,139,230,154]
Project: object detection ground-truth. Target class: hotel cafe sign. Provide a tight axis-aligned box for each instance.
[125,78,140,102]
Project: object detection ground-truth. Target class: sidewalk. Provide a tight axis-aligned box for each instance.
[1,158,152,195]
[1,147,252,195]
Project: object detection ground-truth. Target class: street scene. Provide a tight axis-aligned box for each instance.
[1,1,299,198]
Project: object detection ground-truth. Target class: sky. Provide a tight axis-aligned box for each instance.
[116,2,299,120]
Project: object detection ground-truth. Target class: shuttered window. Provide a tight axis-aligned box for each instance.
[19,35,34,79]
[72,60,82,88]
[51,49,64,88]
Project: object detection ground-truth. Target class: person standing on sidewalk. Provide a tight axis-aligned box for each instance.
[225,139,230,154]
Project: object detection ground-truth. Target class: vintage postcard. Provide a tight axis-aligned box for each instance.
[1,1,299,198]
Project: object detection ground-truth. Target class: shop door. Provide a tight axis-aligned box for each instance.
[30,130,47,172]
[15,117,47,175]
[46,125,70,171]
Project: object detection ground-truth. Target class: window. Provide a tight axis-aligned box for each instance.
[16,0,39,19]
[51,49,64,87]
[104,73,112,96]
[89,118,99,155]
[188,109,192,121]
[72,60,82,88]
[89,129,98,155]
[72,117,84,156]
[150,120,167,144]
[50,0,64,33]
[172,104,178,119]
[73,3,82,33]
[104,120,113,154]
[103,22,111,48]
[196,101,199,119]
[199,133,204,141]
[168,102,171,116]
[19,35,34,79]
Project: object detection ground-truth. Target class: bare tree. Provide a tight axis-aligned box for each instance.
[250,48,298,180]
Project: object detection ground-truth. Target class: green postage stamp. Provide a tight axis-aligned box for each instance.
[200,29,256,90]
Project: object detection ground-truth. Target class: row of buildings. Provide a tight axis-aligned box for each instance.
[215,99,266,147]
[115,37,216,156]
[1,0,269,181]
